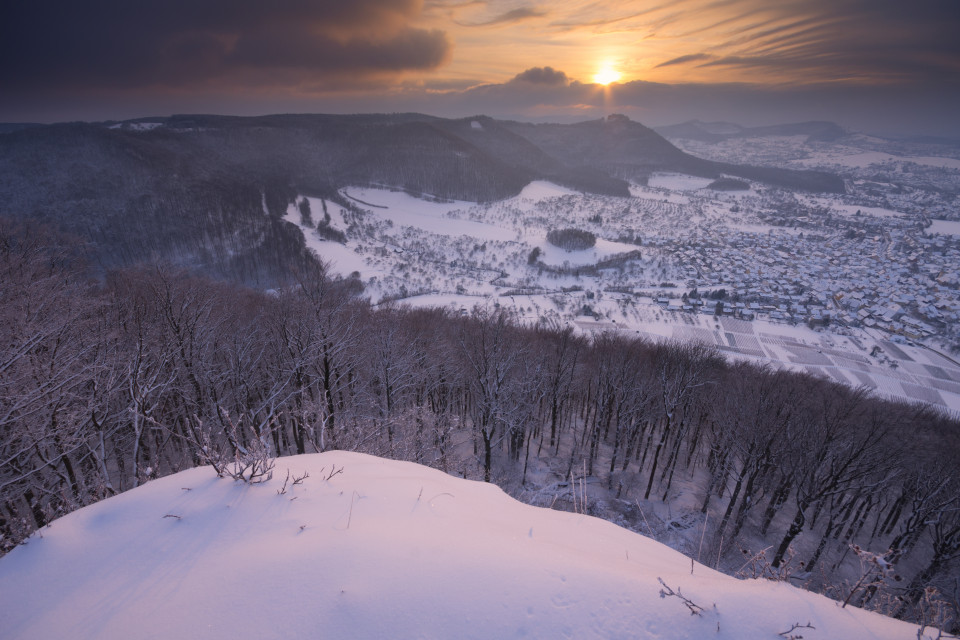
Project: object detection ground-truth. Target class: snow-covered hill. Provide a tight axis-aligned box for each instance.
[0,452,920,639]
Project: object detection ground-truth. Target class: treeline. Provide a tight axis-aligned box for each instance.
[1,219,958,629]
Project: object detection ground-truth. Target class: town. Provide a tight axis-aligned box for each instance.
[284,131,960,416]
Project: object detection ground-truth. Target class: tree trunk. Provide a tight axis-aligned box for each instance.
[773,500,808,568]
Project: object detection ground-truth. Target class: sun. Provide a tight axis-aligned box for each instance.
[593,67,622,85]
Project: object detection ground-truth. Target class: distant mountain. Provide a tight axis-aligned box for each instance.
[0,113,844,283]
[500,115,843,193]
[656,120,848,143]
[432,116,631,196]
[501,114,709,182]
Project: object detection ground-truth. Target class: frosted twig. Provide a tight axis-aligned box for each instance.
[277,469,291,495]
[697,513,708,566]
[778,621,815,639]
[582,459,587,514]
[323,465,343,481]
[346,490,360,529]
[635,499,653,535]
[571,470,578,514]
[657,577,704,616]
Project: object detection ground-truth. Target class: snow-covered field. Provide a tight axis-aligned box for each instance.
[647,173,717,191]
[797,152,960,171]
[927,219,960,236]
[347,187,516,243]
[424,293,960,415]
[0,452,922,640]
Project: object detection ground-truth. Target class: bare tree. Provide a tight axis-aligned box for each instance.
[0,220,102,537]
[715,365,799,542]
[643,341,713,500]
[771,385,894,568]
[457,308,527,482]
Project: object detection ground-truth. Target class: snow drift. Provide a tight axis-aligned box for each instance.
[0,452,920,639]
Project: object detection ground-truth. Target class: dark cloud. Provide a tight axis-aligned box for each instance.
[699,0,960,85]
[230,26,450,73]
[0,0,450,90]
[655,53,715,68]
[509,66,569,86]
[460,7,547,27]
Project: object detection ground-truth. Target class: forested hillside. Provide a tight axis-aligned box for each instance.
[2,219,957,631]
[0,122,313,284]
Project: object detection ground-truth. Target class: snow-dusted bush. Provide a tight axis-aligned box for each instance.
[196,409,275,484]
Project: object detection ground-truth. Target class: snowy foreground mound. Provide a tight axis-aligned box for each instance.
[0,452,918,639]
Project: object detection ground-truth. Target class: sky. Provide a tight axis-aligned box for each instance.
[1,0,959,136]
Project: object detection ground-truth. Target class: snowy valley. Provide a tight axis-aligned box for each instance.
[283,126,960,417]
[2,115,960,638]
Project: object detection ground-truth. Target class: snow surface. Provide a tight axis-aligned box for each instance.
[797,152,960,170]
[514,180,580,202]
[108,122,163,131]
[0,452,921,640]
[344,188,515,242]
[926,219,960,236]
[647,173,718,191]
[283,198,381,279]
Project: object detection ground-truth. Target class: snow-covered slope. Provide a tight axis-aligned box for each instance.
[0,452,919,639]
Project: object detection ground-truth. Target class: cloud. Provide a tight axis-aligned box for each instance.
[509,66,569,86]
[538,0,960,86]
[655,53,715,68]
[370,71,960,137]
[460,7,547,27]
[230,26,450,73]
[678,0,960,85]
[3,0,959,137]
[0,0,451,91]
[547,3,670,32]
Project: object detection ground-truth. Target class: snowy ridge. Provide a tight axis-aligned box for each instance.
[0,452,919,639]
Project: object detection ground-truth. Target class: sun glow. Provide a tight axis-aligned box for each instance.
[592,67,622,85]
